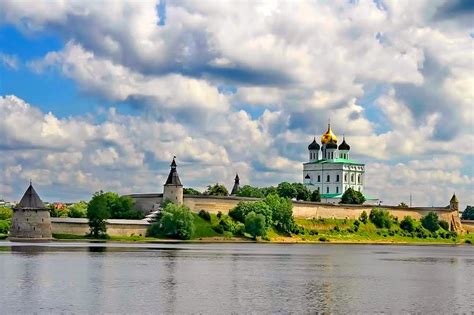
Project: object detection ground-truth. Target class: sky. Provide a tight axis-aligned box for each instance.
[0,0,473,208]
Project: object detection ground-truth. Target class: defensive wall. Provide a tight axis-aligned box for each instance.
[461,220,474,233]
[51,218,149,237]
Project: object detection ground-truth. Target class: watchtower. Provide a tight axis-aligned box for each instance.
[163,157,183,204]
[9,183,52,241]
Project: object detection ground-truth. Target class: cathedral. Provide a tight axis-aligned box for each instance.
[303,124,375,204]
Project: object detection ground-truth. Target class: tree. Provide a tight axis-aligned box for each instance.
[292,183,311,201]
[461,206,474,220]
[421,212,440,232]
[400,216,416,232]
[236,185,264,198]
[277,182,297,199]
[310,189,321,202]
[149,203,195,240]
[68,201,88,218]
[398,202,409,208]
[340,188,365,204]
[265,194,294,234]
[99,192,143,219]
[359,211,368,224]
[0,207,13,220]
[205,183,229,196]
[260,186,277,197]
[183,188,202,195]
[87,191,110,238]
[369,208,392,228]
[245,212,266,239]
[228,200,272,228]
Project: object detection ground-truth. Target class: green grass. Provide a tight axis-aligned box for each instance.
[191,213,220,238]
[289,217,471,244]
[0,233,7,240]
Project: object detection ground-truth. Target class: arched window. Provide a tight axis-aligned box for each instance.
[317,175,321,182]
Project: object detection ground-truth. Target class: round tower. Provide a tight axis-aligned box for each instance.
[9,182,52,242]
[163,157,184,205]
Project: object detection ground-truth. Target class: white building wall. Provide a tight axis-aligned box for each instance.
[303,162,365,195]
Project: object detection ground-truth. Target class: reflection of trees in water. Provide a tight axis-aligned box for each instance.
[162,250,178,314]
[87,246,106,313]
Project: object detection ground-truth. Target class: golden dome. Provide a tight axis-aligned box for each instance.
[321,123,338,144]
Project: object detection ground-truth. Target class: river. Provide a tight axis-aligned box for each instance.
[0,241,473,314]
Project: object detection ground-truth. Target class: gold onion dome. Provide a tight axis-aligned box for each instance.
[321,123,338,145]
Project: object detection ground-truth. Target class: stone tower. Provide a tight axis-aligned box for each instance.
[230,174,240,195]
[163,157,183,204]
[9,183,52,242]
[450,193,459,211]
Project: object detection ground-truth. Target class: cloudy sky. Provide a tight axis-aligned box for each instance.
[0,0,472,208]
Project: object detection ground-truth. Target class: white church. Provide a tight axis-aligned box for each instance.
[303,123,378,204]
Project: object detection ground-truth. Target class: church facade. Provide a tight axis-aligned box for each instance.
[303,124,375,204]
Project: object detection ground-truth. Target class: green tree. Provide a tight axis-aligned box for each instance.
[400,216,416,232]
[236,185,264,198]
[421,212,440,232]
[461,206,474,220]
[183,188,202,195]
[277,182,297,199]
[229,200,272,228]
[292,183,311,201]
[0,207,13,220]
[261,186,277,197]
[87,191,110,238]
[68,201,88,218]
[149,203,195,240]
[245,212,266,239]
[369,208,392,228]
[340,188,366,204]
[264,194,294,234]
[98,192,142,219]
[398,202,409,208]
[205,183,229,196]
[439,220,449,231]
[310,189,321,202]
[359,211,368,224]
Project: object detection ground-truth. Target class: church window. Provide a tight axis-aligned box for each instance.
[358,174,361,183]
[336,175,339,182]
[326,187,329,194]
[336,187,339,193]
[351,174,354,182]
[317,175,321,182]
[344,174,347,182]
[327,175,330,182]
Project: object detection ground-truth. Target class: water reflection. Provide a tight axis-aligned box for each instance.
[0,242,473,314]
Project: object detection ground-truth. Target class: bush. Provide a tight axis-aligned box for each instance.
[354,220,360,227]
[439,220,449,231]
[421,212,440,232]
[340,188,365,204]
[229,201,272,228]
[461,206,474,220]
[198,209,211,222]
[310,189,321,202]
[465,239,472,244]
[217,211,223,219]
[212,224,224,234]
[276,182,297,199]
[148,203,195,240]
[319,236,327,242]
[0,219,11,234]
[359,211,368,224]
[400,216,416,233]
[183,188,201,195]
[0,207,13,220]
[369,208,392,229]
[244,212,267,239]
[264,194,294,234]
[204,183,229,196]
[236,185,264,198]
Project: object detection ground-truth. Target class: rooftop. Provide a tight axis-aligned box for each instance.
[304,158,364,166]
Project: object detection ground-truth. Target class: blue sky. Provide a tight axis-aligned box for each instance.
[0,0,472,208]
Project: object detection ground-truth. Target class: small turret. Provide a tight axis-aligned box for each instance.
[450,193,459,211]
[308,138,320,162]
[163,157,183,204]
[231,174,240,195]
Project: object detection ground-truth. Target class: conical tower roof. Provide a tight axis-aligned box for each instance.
[231,173,240,195]
[165,157,182,186]
[450,193,458,203]
[17,183,45,209]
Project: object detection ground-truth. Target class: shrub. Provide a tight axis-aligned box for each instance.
[212,224,224,234]
[400,216,416,233]
[0,219,11,234]
[310,189,321,202]
[318,236,327,242]
[244,212,266,239]
[0,207,13,220]
[354,220,360,227]
[359,211,368,224]
[465,239,472,244]
[332,226,341,232]
[439,220,449,231]
[198,210,211,222]
[369,208,392,229]
[308,229,318,236]
[217,211,223,219]
[340,188,365,204]
[148,203,195,240]
[204,183,229,196]
[229,201,272,228]
[264,194,294,234]
[421,212,440,232]
[183,188,201,195]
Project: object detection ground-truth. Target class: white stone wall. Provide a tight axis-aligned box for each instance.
[10,208,52,239]
[303,162,365,194]
[163,184,184,204]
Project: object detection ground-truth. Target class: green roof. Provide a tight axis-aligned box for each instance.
[304,158,363,165]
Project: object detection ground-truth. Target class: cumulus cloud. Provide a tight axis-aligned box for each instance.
[0,1,472,207]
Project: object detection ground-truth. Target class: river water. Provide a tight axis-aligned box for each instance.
[0,241,473,314]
